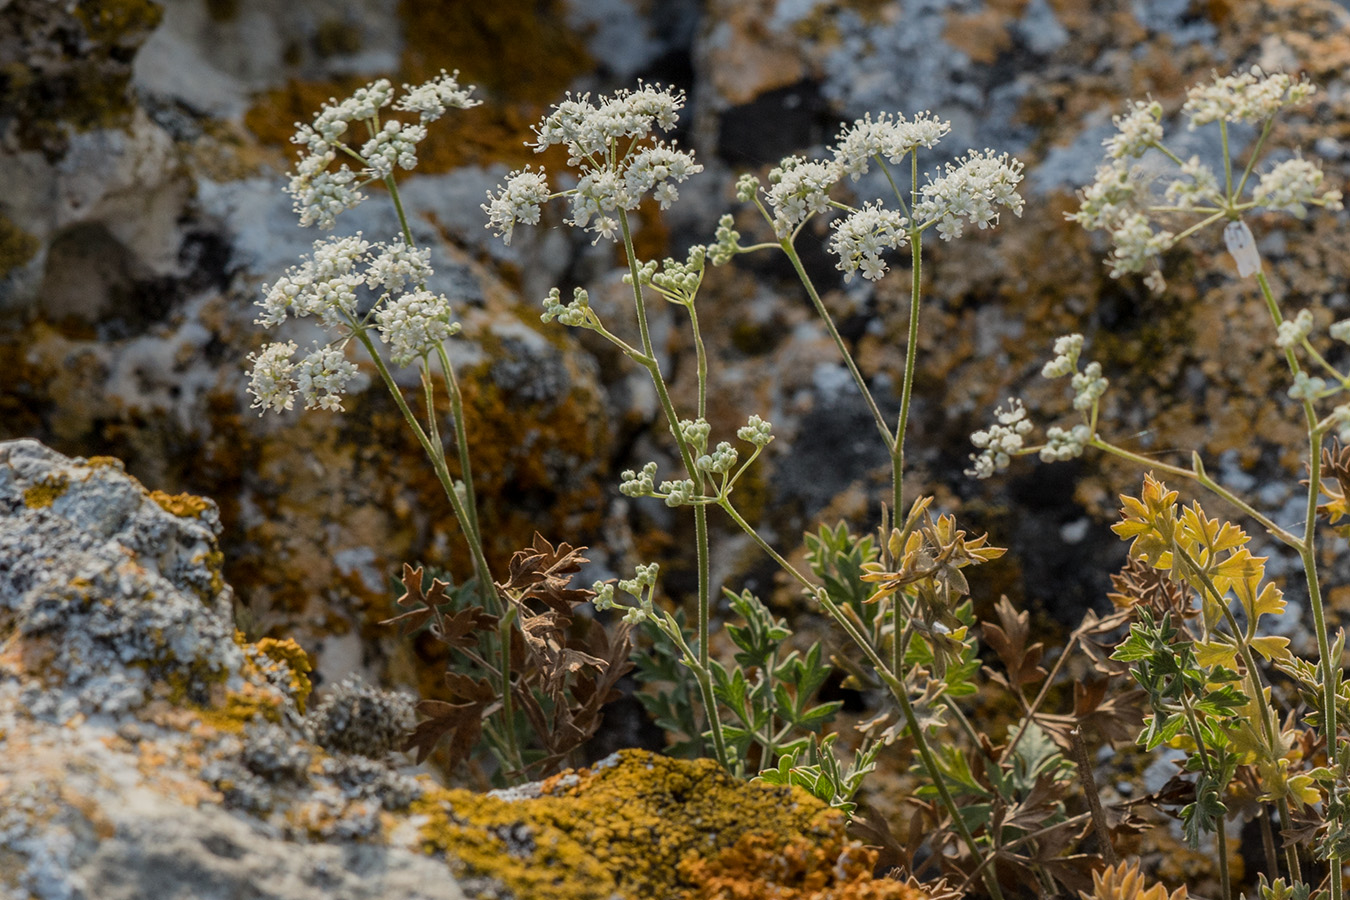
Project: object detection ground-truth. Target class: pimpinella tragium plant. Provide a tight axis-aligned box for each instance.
[969,66,1350,900]
[245,73,640,784]
[481,77,1156,898]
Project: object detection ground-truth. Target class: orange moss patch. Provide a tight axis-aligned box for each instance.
[414,749,928,900]
[22,474,69,509]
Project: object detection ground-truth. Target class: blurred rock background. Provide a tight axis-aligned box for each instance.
[3,0,1349,703]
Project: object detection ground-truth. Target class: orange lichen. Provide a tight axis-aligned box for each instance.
[149,489,213,518]
[254,636,314,714]
[413,749,929,900]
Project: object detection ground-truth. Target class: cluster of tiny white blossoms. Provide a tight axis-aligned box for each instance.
[249,75,481,416]
[966,399,1034,479]
[762,155,843,239]
[482,84,701,245]
[1042,332,1108,413]
[1275,309,1314,350]
[828,201,908,282]
[288,72,480,230]
[1070,67,1341,290]
[832,111,951,181]
[912,149,1025,241]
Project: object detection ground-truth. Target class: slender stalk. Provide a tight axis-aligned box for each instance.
[1179,693,1232,900]
[719,500,1004,900]
[778,240,896,451]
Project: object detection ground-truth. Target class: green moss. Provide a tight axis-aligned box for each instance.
[22,475,69,509]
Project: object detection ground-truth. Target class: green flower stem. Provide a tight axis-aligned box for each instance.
[717,499,1004,900]
[385,173,416,249]
[1256,270,1337,898]
[616,210,723,768]
[777,239,896,452]
[351,327,525,777]
[1298,338,1350,389]
[894,219,922,519]
[1179,692,1232,900]
[435,344,484,551]
[654,611,731,772]
[1089,439,1300,547]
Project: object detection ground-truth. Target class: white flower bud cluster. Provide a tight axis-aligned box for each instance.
[484,85,701,244]
[1104,100,1163,160]
[366,237,432,293]
[1182,67,1315,128]
[619,461,658,497]
[1071,362,1109,411]
[376,290,460,367]
[696,442,738,476]
[258,234,371,329]
[1041,334,1084,378]
[679,418,712,455]
[966,398,1034,479]
[1040,424,1092,462]
[593,561,660,624]
[648,246,706,298]
[659,478,698,507]
[764,155,843,239]
[1254,158,1343,219]
[832,111,950,181]
[541,287,591,328]
[709,214,742,266]
[1330,320,1350,343]
[913,150,1025,241]
[736,415,773,448]
[1275,309,1314,350]
[1289,371,1327,402]
[828,201,909,283]
[393,69,480,123]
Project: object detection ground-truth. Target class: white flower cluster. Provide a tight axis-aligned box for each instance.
[483,85,701,244]
[764,155,843,239]
[286,76,478,230]
[679,418,712,455]
[246,340,358,413]
[828,201,909,282]
[1254,158,1343,219]
[1071,361,1108,411]
[1070,70,1336,290]
[912,150,1025,241]
[1104,100,1163,160]
[376,290,461,367]
[966,398,1034,479]
[1275,309,1313,350]
[659,478,698,507]
[1328,405,1350,444]
[1040,424,1092,462]
[258,234,372,328]
[1182,67,1315,128]
[1330,319,1350,343]
[709,213,742,266]
[593,562,661,624]
[1041,333,1084,378]
[393,70,480,123]
[832,111,950,181]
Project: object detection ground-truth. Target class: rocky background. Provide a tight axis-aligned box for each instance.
[3,0,1350,729]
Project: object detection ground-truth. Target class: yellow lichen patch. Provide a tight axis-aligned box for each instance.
[414,750,923,900]
[191,682,284,734]
[22,474,70,509]
[149,489,213,518]
[255,636,314,714]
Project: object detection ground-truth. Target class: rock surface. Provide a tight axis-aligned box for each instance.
[3,0,1350,749]
[0,439,928,900]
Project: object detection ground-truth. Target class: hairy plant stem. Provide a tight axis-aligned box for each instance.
[718,500,1004,900]
[1180,692,1232,900]
[778,239,895,452]
[617,210,727,769]
[1257,269,1333,894]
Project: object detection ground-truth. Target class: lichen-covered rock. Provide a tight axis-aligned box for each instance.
[0,440,929,900]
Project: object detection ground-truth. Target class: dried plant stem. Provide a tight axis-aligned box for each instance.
[1069,726,1115,865]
